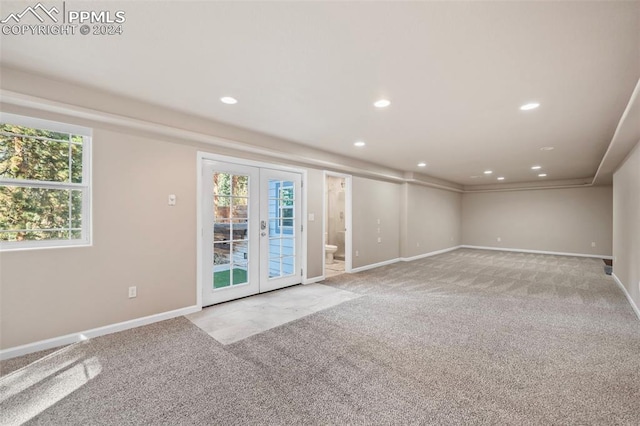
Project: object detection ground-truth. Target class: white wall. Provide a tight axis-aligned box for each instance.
[613,140,640,311]
[462,186,613,256]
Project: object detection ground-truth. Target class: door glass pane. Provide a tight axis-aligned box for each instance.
[231,219,248,240]
[232,197,248,219]
[267,178,296,280]
[269,238,281,259]
[233,241,249,262]
[214,222,231,242]
[268,219,281,237]
[214,196,231,220]
[281,238,294,257]
[232,175,249,197]
[269,258,281,278]
[282,256,295,276]
[214,172,231,196]
[213,171,251,290]
[232,262,248,285]
[213,242,231,289]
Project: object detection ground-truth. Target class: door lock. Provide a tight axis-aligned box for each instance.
[261,220,267,230]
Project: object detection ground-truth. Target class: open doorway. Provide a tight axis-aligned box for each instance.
[323,172,352,278]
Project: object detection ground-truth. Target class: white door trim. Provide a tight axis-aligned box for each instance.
[322,171,353,278]
[196,151,308,309]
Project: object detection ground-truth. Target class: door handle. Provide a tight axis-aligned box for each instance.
[261,220,267,230]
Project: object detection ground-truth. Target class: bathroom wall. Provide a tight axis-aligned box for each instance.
[326,176,346,259]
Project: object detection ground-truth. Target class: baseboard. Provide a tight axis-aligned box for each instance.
[0,305,201,361]
[350,258,401,273]
[461,245,613,260]
[612,273,640,321]
[303,276,324,285]
[349,246,464,273]
[401,246,462,262]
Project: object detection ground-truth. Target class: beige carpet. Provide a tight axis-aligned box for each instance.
[1,248,639,425]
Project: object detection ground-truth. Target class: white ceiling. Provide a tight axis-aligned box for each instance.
[1,1,639,186]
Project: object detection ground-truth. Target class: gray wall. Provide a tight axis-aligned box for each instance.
[305,168,325,279]
[403,184,462,258]
[613,140,640,310]
[462,186,613,256]
[352,177,402,268]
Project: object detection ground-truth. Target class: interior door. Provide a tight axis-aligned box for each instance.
[260,169,302,292]
[202,161,260,306]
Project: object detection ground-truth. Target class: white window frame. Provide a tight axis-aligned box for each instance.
[0,112,92,251]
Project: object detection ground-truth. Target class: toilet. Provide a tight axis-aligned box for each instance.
[325,244,338,264]
[325,232,338,264]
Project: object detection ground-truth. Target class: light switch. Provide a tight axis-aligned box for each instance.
[308,213,315,221]
[168,194,176,206]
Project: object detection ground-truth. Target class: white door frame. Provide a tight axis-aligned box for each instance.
[197,151,308,309]
[322,171,353,278]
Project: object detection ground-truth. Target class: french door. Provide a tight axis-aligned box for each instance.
[201,160,302,306]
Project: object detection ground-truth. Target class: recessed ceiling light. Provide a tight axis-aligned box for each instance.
[354,141,366,147]
[531,165,542,170]
[220,96,238,104]
[497,177,505,181]
[374,99,391,108]
[484,170,493,175]
[538,173,547,177]
[520,102,540,111]
[540,146,554,151]
[417,162,427,167]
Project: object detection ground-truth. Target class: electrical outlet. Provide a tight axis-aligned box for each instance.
[497,237,501,242]
[377,237,382,243]
[128,286,137,298]
[591,242,596,247]
[168,194,176,206]
[355,250,359,257]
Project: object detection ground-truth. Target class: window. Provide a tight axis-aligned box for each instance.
[0,113,91,250]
